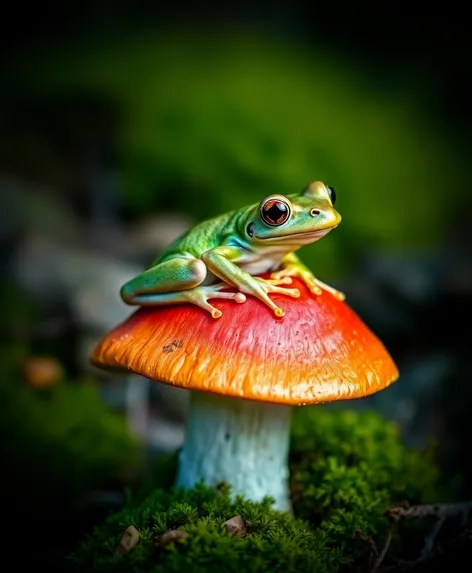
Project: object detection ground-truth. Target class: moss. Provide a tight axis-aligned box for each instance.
[71,484,336,573]
[70,407,446,572]
[289,407,444,563]
[0,343,142,514]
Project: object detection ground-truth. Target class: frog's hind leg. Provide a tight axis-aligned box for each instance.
[120,257,207,304]
[120,258,245,318]
[132,283,246,318]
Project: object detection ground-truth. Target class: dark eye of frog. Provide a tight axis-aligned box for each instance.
[327,185,336,205]
[260,198,291,226]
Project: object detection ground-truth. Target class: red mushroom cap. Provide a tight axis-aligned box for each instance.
[91,276,399,405]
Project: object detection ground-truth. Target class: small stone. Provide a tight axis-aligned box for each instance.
[223,515,247,536]
[23,356,64,389]
[158,529,190,547]
[116,525,140,555]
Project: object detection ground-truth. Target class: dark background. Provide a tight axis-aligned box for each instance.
[3,1,472,119]
[1,0,471,568]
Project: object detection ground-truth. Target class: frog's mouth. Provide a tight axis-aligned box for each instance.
[258,226,337,243]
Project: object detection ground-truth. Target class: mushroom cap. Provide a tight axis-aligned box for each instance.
[91,276,399,405]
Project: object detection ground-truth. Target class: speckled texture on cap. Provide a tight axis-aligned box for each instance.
[91,276,399,405]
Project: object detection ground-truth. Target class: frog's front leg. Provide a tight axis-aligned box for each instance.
[120,257,246,318]
[202,246,300,317]
[271,252,345,301]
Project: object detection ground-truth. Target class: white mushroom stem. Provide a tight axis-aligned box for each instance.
[175,391,292,511]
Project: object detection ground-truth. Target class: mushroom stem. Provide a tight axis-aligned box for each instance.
[175,391,292,511]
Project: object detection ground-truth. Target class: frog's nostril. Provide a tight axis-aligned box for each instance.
[310,209,321,216]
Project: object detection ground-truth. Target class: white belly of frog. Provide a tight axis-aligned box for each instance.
[201,259,278,286]
[200,257,282,286]
[239,256,284,276]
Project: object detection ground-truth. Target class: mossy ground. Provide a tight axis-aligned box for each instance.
[70,407,447,573]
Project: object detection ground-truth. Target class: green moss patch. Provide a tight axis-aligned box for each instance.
[0,344,141,513]
[71,408,446,572]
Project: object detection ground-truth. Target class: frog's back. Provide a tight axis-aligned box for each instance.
[149,210,235,267]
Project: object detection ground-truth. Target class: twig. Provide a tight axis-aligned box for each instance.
[353,530,378,569]
[372,522,395,573]
[386,501,472,522]
[379,528,472,572]
[376,501,472,572]
[419,517,445,559]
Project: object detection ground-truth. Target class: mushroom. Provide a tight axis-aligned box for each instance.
[91,275,398,511]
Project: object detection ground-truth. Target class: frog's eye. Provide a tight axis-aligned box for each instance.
[260,198,291,226]
[327,185,336,205]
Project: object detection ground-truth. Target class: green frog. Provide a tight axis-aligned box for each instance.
[120,181,344,318]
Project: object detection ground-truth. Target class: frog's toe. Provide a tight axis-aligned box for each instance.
[284,287,300,298]
[333,291,346,301]
[265,277,293,286]
[311,278,345,301]
[185,284,249,317]
[268,285,300,298]
[269,270,286,280]
[261,297,285,317]
[209,290,247,303]
[310,285,323,296]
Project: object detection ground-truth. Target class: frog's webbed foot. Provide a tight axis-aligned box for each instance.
[128,282,246,319]
[271,268,345,301]
[310,278,345,301]
[197,279,300,318]
[239,276,300,318]
[183,283,247,319]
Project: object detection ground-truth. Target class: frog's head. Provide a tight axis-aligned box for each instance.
[244,181,341,247]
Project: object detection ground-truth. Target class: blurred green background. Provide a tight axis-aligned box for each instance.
[2,17,471,276]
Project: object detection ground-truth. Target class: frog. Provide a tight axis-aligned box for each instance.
[120,181,344,319]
